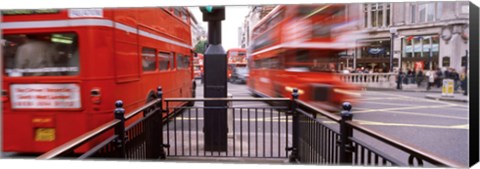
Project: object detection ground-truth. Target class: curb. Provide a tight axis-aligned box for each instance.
[424,95,469,103]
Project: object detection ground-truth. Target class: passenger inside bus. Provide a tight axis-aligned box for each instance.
[3,33,79,77]
[14,34,60,76]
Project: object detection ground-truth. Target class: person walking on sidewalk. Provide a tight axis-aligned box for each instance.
[426,70,435,90]
[435,68,443,88]
[460,67,467,92]
[416,70,424,87]
[451,68,460,92]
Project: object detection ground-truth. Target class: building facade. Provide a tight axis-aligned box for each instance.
[348,1,470,73]
[189,9,207,48]
[240,6,276,51]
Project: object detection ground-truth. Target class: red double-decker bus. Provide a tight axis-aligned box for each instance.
[1,8,195,153]
[226,48,247,81]
[247,5,362,111]
[193,53,204,79]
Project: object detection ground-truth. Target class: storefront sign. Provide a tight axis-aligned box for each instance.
[10,84,81,109]
[368,48,385,55]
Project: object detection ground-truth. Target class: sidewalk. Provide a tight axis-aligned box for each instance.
[425,94,469,103]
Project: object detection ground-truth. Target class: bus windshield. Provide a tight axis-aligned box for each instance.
[2,32,79,77]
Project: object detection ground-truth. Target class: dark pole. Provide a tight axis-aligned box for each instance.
[208,21,221,45]
[114,100,126,159]
[390,32,394,72]
[464,50,468,96]
[200,6,228,151]
[339,102,353,164]
[289,88,299,163]
[397,36,403,90]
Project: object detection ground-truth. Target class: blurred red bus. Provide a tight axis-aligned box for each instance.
[226,48,247,81]
[1,8,195,153]
[247,5,362,111]
[193,53,204,79]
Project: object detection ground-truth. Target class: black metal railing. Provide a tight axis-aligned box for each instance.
[289,88,465,168]
[37,87,166,160]
[37,86,466,168]
[163,97,292,158]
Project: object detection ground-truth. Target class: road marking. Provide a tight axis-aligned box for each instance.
[353,119,469,130]
[367,91,467,107]
[449,124,469,129]
[359,101,430,107]
[373,109,468,120]
[174,117,292,123]
[353,105,454,113]
[358,97,400,101]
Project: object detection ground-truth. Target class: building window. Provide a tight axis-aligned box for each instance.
[411,4,416,23]
[386,4,391,26]
[442,56,450,67]
[436,2,443,20]
[371,4,377,27]
[419,3,435,23]
[364,3,391,28]
[364,4,368,27]
[404,35,439,59]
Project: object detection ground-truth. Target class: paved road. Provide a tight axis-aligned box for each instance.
[2,80,468,167]
[352,90,469,166]
[224,81,468,166]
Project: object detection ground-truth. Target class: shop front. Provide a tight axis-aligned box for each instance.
[401,34,440,72]
[356,39,391,72]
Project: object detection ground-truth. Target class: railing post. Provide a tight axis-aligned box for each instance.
[114,100,126,159]
[339,102,353,164]
[288,88,300,162]
[157,86,167,159]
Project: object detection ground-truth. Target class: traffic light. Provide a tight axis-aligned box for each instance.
[199,6,225,21]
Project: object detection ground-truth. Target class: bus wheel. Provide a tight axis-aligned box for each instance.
[144,95,157,116]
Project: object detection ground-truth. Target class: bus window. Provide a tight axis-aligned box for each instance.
[177,54,190,69]
[141,47,156,71]
[176,54,189,69]
[3,33,79,77]
[158,52,172,71]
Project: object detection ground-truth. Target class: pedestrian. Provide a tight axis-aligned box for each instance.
[426,70,435,90]
[452,68,460,91]
[460,67,467,92]
[416,70,424,87]
[435,68,443,88]
[406,69,414,84]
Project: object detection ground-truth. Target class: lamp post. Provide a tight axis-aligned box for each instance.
[389,28,398,72]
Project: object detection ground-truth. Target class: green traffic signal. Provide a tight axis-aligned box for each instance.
[205,6,213,13]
